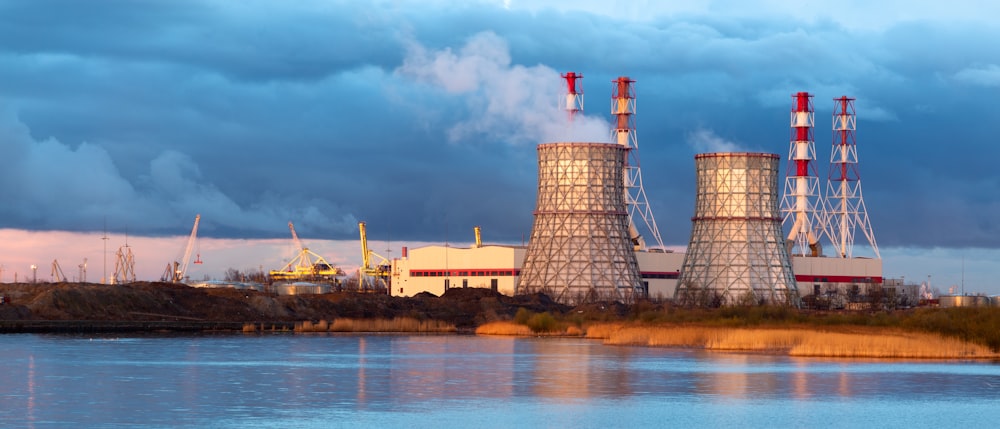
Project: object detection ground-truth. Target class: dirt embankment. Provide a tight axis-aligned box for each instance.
[0,282,571,332]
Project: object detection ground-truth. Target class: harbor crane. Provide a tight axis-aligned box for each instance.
[358,221,390,293]
[51,259,67,283]
[268,222,344,282]
[162,214,201,283]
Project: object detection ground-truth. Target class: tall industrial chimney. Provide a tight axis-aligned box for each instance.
[781,92,823,257]
[611,76,665,250]
[562,72,583,121]
[824,96,880,259]
[675,153,799,306]
[516,142,644,305]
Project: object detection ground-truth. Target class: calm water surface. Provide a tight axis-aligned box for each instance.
[1,333,998,428]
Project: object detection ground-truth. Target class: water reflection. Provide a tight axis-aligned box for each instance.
[0,334,999,428]
[386,335,516,403]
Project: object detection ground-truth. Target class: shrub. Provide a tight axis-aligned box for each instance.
[527,311,558,333]
[514,307,533,325]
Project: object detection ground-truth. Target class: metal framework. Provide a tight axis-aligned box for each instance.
[51,259,67,283]
[163,214,202,283]
[824,96,880,259]
[676,153,799,306]
[611,76,665,250]
[780,92,824,257]
[359,221,390,293]
[516,143,643,305]
[112,245,136,284]
[269,221,345,283]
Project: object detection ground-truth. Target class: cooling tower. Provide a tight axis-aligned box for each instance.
[675,153,799,306]
[516,142,643,305]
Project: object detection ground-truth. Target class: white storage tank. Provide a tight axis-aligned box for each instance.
[274,282,331,296]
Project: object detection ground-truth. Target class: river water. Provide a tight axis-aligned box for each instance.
[1,334,998,428]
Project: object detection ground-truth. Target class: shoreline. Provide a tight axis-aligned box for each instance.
[5,318,1000,360]
[0,320,294,334]
[478,321,1000,360]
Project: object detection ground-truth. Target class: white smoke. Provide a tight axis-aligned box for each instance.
[397,31,610,145]
[686,127,745,153]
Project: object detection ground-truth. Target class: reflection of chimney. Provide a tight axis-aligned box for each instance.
[517,142,643,305]
[675,153,799,306]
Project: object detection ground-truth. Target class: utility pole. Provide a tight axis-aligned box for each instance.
[102,219,109,285]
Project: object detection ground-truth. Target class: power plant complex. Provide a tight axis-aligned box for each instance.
[388,74,889,307]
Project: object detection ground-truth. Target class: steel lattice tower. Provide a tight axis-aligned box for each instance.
[516,143,643,305]
[675,153,799,306]
[611,77,665,250]
[824,96,880,259]
[112,244,136,284]
[780,92,824,257]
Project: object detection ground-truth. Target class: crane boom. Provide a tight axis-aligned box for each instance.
[359,221,371,270]
[358,221,390,293]
[51,259,67,282]
[177,214,201,282]
[268,221,345,282]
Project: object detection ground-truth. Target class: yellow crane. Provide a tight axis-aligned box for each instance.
[269,222,345,282]
[474,225,483,248]
[358,221,390,293]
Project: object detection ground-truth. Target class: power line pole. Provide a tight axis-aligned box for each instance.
[102,218,109,285]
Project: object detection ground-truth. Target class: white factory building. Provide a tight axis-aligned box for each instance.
[389,244,881,302]
[390,245,684,300]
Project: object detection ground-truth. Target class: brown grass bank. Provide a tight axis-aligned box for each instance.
[586,323,1000,359]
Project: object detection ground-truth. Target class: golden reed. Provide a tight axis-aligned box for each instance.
[475,321,584,336]
[589,324,1000,359]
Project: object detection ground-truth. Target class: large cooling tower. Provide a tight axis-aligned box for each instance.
[675,153,799,306]
[516,142,643,305]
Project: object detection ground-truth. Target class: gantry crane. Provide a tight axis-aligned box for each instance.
[268,221,345,283]
[162,214,201,283]
[358,221,390,293]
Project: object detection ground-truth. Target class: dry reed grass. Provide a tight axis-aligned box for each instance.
[587,323,1000,359]
[475,321,534,336]
[789,330,997,359]
[582,323,626,339]
[294,317,456,333]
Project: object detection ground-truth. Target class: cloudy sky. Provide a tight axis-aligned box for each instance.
[0,0,997,292]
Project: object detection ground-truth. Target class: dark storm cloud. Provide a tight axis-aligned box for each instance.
[0,0,998,249]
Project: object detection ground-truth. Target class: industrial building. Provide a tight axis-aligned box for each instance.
[387,78,884,307]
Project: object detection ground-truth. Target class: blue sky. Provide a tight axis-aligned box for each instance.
[0,1,997,292]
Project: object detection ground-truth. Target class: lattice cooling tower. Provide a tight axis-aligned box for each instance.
[675,153,799,306]
[516,143,643,305]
